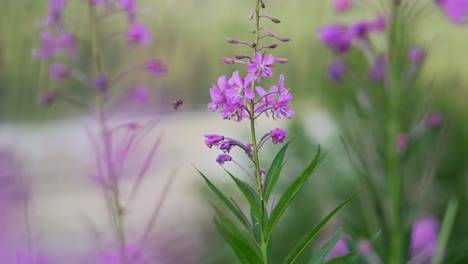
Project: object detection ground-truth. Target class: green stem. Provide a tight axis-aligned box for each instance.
[89,2,127,263]
[250,1,268,263]
[387,2,403,263]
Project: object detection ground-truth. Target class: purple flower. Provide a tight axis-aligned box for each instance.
[327,59,346,82]
[219,140,237,153]
[333,0,351,12]
[221,98,249,121]
[426,112,444,128]
[255,74,294,119]
[247,52,275,81]
[435,0,468,24]
[357,239,373,256]
[409,47,425,64]
[317,24,352,54]
[129,86,151,103]
[410,216,439,262]
[204,134,225,148]
[396,133,409,152]
[270,128,287,144]
[36,31,55,60]
[324,238,350,261]
[55,32,78,58]
[49,63,70,80]
[144,59,166,75]
[370,55,387,81]
[208,75,233,112]
[38,90,60,106]
[371,15,387,31]
[116,0,136,23]
[350,21,372,39]
[127,23,151,45]
[228,71,255,100]
[94,74,109,91]
[216,154,232,164]
[45,0,66,25]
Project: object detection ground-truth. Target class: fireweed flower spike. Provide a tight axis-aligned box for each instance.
[316,2,458,264]
[199,1,356,263]
[35,0,172,263]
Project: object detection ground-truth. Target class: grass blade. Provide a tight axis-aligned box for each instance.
[283,193,358,264]
[432,197,459,264]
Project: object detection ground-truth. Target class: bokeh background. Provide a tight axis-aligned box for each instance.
[1,0,467,263]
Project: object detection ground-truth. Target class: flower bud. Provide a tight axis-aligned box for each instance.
[38,90,60,106]
[328,59,346,82]
[275,35,290,42]
[334,0,351,12]
[264,43,278,49]
[426,112,443,128]
[94,74,109,92]
[226,37,239,44]
[222,57,235,64]
[216,154,232,165]
[274,58,288,63]
[49,63,70,80]
[409,47,425,64]
[271,17,281,23]
[144,59,166,75]
[235,54,250,59]
[396,133,409,152]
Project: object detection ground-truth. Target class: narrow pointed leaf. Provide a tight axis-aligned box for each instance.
[250,208,261,242]
[323,253,356,264]
[226,170,261,219]
[267,146,322,238]
[307,229,342,264]
[264,142,290,202]
[214,208,262,264]
[284,193,358,264]
[196,168,251,232]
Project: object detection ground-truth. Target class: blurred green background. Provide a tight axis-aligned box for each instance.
[2,0,467,121]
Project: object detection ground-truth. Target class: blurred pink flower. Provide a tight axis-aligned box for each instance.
[333,0,351,12]
[324,237,349,261]
[435,0,468,24]
[396,133,409,152]
[127,23,151,45]
[426,112,444,128]
[144,60,166,75]
[129,86,151,103]
[49,64,70,80]
[99,244,144,264]
[410,216,440,262]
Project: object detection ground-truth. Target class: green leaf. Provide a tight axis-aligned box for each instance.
[196,168,251,233]
[283,193,358,264]
[213,207,262,264]
[307,229,342,264]
[324,253,356,264]
[250,208,261,242]
[432,197,459,264]
[266,146,322,238]
[226,170,261,219]
[264,142,290,203]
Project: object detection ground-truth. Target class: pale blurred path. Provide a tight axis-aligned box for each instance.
[0,111,296,260]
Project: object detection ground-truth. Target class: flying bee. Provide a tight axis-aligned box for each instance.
[172,99,183,110]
